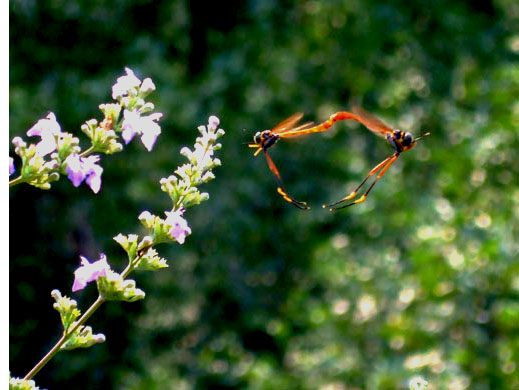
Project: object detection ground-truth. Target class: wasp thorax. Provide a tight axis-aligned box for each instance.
[262,130,272,139]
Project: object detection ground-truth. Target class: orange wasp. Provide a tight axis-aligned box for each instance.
[248,113,316,209]
[312,107,430,210]
[249,108,429,210]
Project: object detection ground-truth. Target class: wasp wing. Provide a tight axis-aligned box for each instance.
[352,106,393,137]
[271,112,305,134]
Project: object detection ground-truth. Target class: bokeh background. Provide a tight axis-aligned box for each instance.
[9,0,519,389]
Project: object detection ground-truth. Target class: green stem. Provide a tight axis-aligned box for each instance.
[121,244,153,279]
[9,176,25,187]
[79,146,96,158]
[23,296,106,380]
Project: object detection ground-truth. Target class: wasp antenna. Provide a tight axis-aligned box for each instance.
[415,132,431,142]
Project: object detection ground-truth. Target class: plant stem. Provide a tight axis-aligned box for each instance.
[24,295,106,380]
[23,244,153,380]
[9,176,25,187]
[79,146,96,158]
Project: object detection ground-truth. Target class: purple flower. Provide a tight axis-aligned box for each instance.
[9,157,14,175]
[121,110,162,151]
[65,154,104,193]
[164,209,191,244]
[65,154,84,186]
[112,67,141,99]
[26,112,63,156]
[72,254,110,292]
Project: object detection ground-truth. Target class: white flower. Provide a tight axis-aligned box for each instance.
[409,376,428,390]
[121,110,162,151]
[112,67,141,99]
[26,112,63,156]
[192,143,213,168]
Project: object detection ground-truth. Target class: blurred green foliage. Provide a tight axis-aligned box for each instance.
[9,0,519,389]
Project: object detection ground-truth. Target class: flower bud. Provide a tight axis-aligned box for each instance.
[208,115,220,131]
[99,103,122,121]
[12,136,26,149]
[113,233,129,249]
[138,235,154,249]
[48,172,60,182]
[134,247,168,271]
[97,270,146,302]
[9,376,40,390]
[52,289,80,331]
[140,78,156,94]
[139,102,155,114]
[138,211,155,230]
[61,324,106,350]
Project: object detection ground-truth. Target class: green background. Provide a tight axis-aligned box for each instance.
[9,0,519,389]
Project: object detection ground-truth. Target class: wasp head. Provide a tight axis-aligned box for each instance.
[388,130,416,153]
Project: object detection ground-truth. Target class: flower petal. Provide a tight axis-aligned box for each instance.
[139,114,162,151]
[9,157,14,175]
[65,154,85,187]
[164,210,191,244]
[112,68,141,99]
[208,115,220,131]
[86,170,102,193]
[121,109,140,144]
[34,133,58,157]
[140,78,156,94]
[27,112,62,137]
[140,127,160,151]
[83,156,103,193]
[72,254,110,292]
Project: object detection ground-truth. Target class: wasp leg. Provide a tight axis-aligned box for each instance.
[324,153,399,210]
